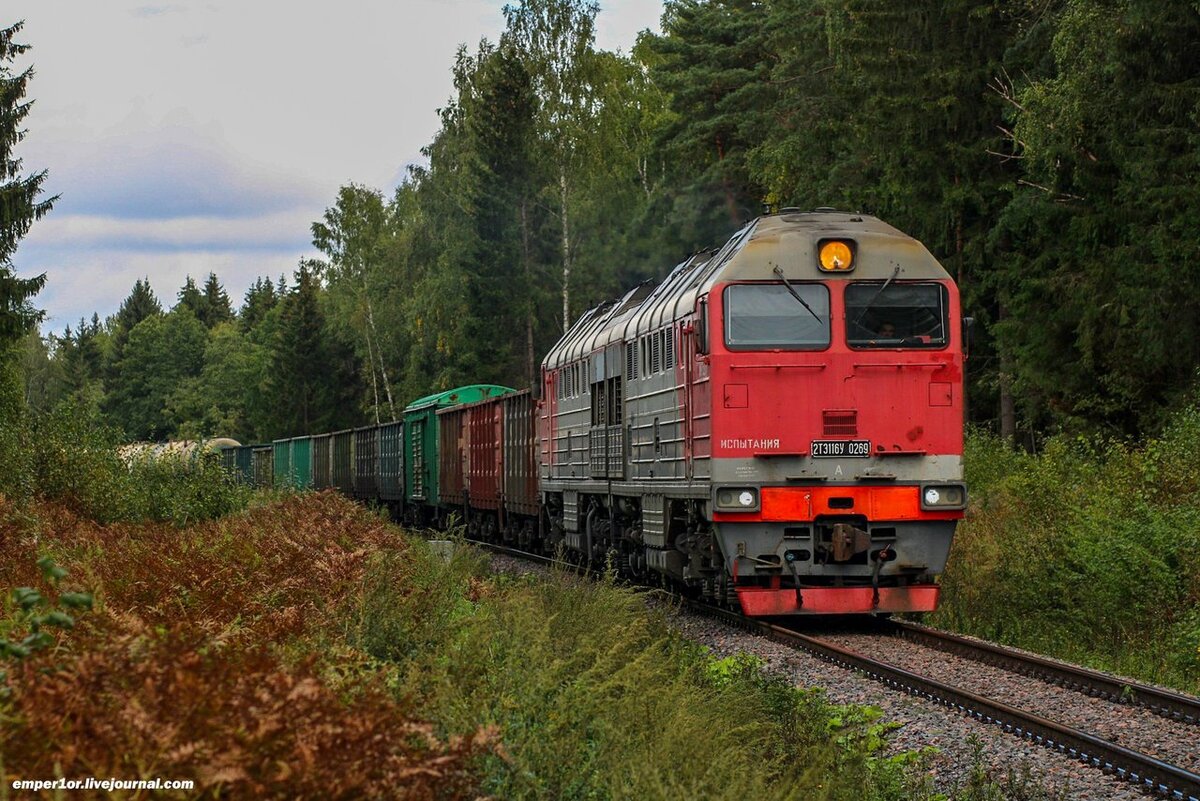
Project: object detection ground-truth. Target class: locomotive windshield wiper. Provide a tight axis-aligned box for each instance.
[772,266,823,324]
[853,264,901,327]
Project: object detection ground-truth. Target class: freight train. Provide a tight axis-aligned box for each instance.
[223,210,967,616]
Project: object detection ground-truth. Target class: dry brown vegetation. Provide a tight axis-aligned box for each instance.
[0,493,494,800]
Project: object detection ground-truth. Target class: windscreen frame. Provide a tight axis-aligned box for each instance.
[844,280,952,350]
[722,281,832,351]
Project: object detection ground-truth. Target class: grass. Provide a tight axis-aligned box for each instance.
[343,532,939,800]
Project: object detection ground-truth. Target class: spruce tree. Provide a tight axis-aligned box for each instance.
[642,0,774,241]
[200,272,233,328]
[0,21,55,346]
[176,276,205,319]
[239,277,277,332]
[109,278,162,363]
[268,261,327,436]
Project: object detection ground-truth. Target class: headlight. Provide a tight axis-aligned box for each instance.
[921,484,966,509]
[716,487,759,510]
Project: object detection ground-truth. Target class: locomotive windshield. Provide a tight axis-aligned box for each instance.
[846,282,949,348]
[724,283,830,349]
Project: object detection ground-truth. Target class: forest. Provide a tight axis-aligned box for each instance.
[4,0,1200,446]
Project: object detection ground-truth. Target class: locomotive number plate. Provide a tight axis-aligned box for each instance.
[810,440,871,458]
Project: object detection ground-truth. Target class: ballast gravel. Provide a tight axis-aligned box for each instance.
[485,553,1168,799]
[822,631,1200,776]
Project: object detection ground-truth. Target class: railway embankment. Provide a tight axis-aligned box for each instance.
[3,491,934,800]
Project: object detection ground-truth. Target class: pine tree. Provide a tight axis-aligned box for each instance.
[115,278,162,330]
[58,315,104,399]
[176,276,205,319]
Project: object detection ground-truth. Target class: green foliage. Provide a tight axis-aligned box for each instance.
[937,408,1200,692]
[267,260,363,437]
[346,545,935,800]
[167,320,269,441]
[104,307,207,440]
[988,0,1200,435]
[0,556,92,664]
[642,0,774,236]
[25,401,250,525]
[9,1,1200,447]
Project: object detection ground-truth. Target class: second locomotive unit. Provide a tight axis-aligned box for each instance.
[228,210,967,617]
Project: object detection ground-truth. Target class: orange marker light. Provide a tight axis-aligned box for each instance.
[818,240,855,271]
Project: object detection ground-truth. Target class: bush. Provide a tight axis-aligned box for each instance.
[25,402,249,525]
[936,414,1200,691]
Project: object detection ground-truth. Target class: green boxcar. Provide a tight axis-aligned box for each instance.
[311,434,332,490]
[273,439,291,487]
[220,446,237,473]
[253,446,273,488]
[331,429,354,494]
[235,445,254,484]
[290,436,313,489]
[402,385,515,510]
[379,421,404,501]
[353,426,379,498]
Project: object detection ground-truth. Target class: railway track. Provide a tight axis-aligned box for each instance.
[469,538,1200,800]
[887,621,1200,726]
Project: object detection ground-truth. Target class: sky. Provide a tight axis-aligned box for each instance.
[6,1,664,332]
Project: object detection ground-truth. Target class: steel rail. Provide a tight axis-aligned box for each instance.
[889,621,1200,726]
[467,538,1200,800]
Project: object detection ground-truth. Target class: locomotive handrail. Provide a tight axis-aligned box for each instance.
[729,363,827,370]
[851,362,946,369]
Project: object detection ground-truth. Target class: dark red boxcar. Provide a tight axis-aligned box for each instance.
[437,406,467,507]
[467,398,503,511]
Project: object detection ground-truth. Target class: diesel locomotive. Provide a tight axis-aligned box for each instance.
[224,210,967,617]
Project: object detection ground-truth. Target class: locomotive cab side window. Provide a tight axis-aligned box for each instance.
[845,282,949,349]
[724,283,830,349]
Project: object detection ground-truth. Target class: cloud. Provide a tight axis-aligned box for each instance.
[130,5,185,18]
[27,210,317,253]
[35,115,326,220]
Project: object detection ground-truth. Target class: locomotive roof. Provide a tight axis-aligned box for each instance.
[543,210,950,370]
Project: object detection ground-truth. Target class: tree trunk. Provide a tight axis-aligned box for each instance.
[362,290,397,421]
[521,200,536,388]
[560,170,572,332]
[999,301,1016,446]
[363,316,382,426]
